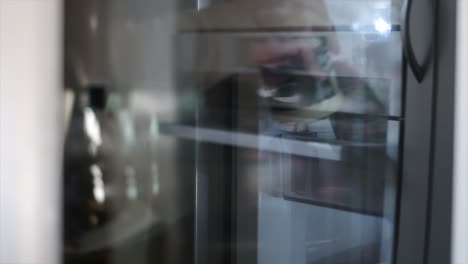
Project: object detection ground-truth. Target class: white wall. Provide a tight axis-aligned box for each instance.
[452,0,468,263]
[0,0,62,263]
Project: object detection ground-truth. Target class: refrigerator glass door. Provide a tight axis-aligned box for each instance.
[63,0,405,264]
[177,1,404,264]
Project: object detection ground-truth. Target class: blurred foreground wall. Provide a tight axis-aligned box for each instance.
[0,0,62,263]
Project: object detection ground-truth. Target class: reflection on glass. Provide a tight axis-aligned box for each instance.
[178,0,402,264]
[64,0,403,263]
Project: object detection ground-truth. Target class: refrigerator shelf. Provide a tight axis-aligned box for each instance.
[179,24,401,35]
[159,123,395,161]
[159,123,342,160]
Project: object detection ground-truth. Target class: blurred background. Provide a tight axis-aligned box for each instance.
[0,0,467,263]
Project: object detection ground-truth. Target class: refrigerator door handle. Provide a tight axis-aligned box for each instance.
[402,0,434,82]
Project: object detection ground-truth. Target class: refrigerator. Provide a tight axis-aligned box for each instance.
[60,0,458,264]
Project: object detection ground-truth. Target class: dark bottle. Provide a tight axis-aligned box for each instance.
[63,85,110,250]
[63,85,164,264]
